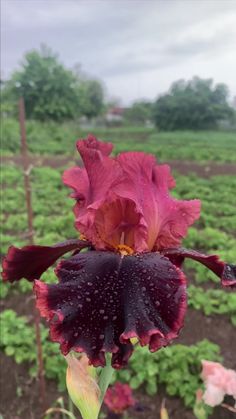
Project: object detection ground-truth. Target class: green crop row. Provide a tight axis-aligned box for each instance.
[188,285,236,325]
[0,309,66,390]
[2,117,236,162]
[0,309,221,410]
[115,340,221,408]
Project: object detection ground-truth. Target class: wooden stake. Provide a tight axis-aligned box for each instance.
[18,97,47,410]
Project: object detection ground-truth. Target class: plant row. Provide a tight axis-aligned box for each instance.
[0,309,222,409]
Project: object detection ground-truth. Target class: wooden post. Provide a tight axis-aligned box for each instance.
[18,97,47,410]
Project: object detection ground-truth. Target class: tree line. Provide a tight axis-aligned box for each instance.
[1,46,235,130]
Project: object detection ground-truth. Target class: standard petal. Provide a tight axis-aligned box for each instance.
[155,199,201,250]
[162,247,236,288]
[34,251,187,368]
[115,151,200,251]
[63,166,89,202]
[63,135,123,248]
[63,139,200,252]
[77,134,113,158]
[2,239,90,282]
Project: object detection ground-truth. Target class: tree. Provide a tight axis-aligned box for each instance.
[152,77,234,130]
[76,79,105,119]
[124,101,153,125]
[2,46,80,121]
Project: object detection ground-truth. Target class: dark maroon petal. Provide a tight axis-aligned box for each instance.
[162,247,236,288]
[34,251,187,368]
[2,239,90,282]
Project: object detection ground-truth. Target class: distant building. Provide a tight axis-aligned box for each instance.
[105,107,125,124]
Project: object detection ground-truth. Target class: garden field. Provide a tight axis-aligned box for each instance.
[0,126,236,419]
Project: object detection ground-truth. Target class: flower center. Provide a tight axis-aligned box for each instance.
[80,234,88,241]
[116,244,134,256]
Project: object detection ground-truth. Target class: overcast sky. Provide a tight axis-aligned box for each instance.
[1,0,236,104]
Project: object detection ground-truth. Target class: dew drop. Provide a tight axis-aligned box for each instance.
[99,309,105,314]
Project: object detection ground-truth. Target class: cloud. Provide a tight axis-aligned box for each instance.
[1,0,236,104]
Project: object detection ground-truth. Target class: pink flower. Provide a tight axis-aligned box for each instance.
[201,360,236,407]
[104,382,135,414]
[63,135,201,252]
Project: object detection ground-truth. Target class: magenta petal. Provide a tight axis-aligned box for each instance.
[34,251,187,368]
[63,135,123,248]
[64,139,201,252]
[63,166,89,202]
[77,134,113,157]
[162,247,236,288]
[2,239,90,282]
[115,151,201,251]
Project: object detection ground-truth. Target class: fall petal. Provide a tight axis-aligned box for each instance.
[34,250,186,368]
[162,247,236,288]
[2,239,90,282]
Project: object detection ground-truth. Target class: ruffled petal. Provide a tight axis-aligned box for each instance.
[93,196,147,252]
[63,138,200,252]
[162,247,236,288]
[63,167,89,202]
[2,239,90,282]
[116,152,200,251]
[155,199,201,250]
[77,134,113,158]
[63,135,123,249]
[34,251,187,368]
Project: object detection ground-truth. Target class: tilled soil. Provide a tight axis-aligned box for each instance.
[2,155,236,178]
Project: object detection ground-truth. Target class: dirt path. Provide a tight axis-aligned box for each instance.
[2,155,236,177]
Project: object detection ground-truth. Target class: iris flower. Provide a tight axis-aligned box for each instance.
[2,135,236,369]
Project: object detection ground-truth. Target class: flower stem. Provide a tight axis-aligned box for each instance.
[98,355,114,404]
